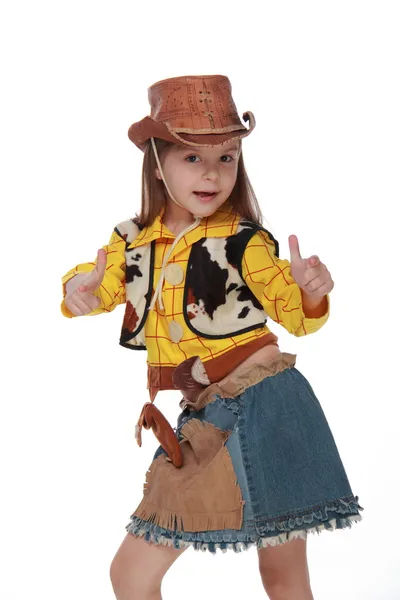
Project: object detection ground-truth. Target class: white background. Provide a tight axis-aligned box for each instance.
[1,1,399,598]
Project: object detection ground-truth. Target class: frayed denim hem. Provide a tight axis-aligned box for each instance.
[257,514,362,549]
[125,517,258,554]
[254,495,364,537]
[125,497,363,554]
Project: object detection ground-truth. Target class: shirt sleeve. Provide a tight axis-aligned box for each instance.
[241,229,330,337]
[60,228,126,318]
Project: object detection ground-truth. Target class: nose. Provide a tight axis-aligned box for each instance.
[201,165,219,181]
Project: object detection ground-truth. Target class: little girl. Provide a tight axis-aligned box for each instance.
[61,75,363,600]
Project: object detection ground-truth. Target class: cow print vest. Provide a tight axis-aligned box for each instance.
[114,218,279,351]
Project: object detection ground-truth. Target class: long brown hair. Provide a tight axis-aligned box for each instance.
[134,138,264,227]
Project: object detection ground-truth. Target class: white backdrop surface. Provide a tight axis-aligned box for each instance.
[1,1,399,598]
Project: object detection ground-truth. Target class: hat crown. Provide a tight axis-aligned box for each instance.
[148,74,243,132]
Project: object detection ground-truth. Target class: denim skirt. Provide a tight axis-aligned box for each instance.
[125,353,363,554]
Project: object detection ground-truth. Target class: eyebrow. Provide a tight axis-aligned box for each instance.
[176,145,239,153]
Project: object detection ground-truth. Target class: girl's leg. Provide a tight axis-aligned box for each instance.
[257,537,314,600]
[110,533,188,600]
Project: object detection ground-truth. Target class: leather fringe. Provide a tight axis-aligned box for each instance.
[132,418,244,532]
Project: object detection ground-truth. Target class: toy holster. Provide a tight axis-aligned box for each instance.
[135,403,183,468]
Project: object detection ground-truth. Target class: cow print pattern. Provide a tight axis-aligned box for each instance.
[186,240,228,320]
[126,249,144,285]
[115,220,153,347]
[183,223,269,337]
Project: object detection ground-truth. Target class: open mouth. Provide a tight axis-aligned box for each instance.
[193,191,218,200]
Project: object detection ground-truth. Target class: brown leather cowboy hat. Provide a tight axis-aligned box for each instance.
[128,74,256,151]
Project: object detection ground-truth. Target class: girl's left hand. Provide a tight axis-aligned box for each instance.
[288,234,334,297]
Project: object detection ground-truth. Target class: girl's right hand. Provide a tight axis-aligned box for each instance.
[64,249,107,316]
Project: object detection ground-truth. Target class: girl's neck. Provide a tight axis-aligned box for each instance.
[161,202,196,236]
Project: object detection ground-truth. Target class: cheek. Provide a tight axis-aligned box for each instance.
[224,166,238,190]
[167,164,194,190]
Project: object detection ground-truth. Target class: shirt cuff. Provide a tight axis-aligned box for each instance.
[301,292,330,318]
[299,294,330,335]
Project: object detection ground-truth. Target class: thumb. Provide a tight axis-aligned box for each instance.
[78,249,107,292]
[288,235,303,263]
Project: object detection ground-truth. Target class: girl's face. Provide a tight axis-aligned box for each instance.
[155,140,241,218]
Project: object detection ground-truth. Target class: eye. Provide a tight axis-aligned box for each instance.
[184,154,236,163]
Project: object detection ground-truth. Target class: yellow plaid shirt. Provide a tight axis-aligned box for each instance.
[61,205,329,392]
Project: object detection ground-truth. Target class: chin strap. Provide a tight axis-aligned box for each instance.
[148,215,201,312]
[148,138,202,312]
[150,137,202,219]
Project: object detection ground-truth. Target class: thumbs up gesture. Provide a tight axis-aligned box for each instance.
[64,249,108,316]
[288,235,334,298]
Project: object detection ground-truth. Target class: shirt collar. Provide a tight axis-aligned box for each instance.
[127,201,241,250]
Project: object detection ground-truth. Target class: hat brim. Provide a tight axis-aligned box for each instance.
[128,112,256,152]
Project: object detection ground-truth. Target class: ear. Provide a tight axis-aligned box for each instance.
[155,168,162,180]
